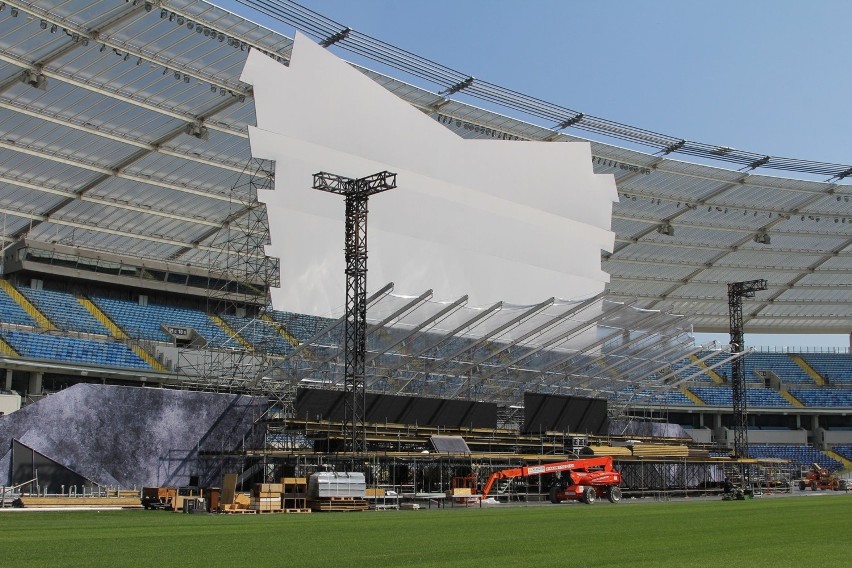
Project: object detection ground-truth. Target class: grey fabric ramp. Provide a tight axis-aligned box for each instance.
[0,384,267,488]
[608,419,689,439]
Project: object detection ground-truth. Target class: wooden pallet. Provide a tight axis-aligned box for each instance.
[219,508,254,514]
[309,497,369,512]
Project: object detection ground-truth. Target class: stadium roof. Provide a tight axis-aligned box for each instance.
[275,285,724,407]
[0,0,849,335]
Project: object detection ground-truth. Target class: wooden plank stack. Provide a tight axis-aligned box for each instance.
[309,496,369,512]
[251,483,284,513]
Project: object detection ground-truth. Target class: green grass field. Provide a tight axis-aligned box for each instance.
[2,495,850,567]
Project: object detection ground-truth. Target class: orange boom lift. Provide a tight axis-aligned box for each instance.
[480,456,623,504]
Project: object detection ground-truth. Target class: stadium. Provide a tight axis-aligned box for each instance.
[0,0,850,521]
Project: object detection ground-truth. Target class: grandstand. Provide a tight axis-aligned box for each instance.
[0,0,849,496]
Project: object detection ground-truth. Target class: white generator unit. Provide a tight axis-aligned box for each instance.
[308,472,366,499]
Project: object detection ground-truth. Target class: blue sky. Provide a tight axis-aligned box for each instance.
[222,1,851,349]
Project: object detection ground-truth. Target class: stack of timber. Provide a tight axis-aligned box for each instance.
[309,496,369,512]
[219,493,252,514]
[218,476,310,514]
[251,483,283,513]
[582,444,693,458]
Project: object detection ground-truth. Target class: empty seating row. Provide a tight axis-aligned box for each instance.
[745,351,813,384]
[787,388,852,408]
[800,353,852,385]
[636,389,694,406]
[0,287,37,327]
[832,445,852,461]
[270,310,333,342]
[689,386,792,407]
[747,444,841,471]
[0,330,150,370]
[220,315,294,356]
[18,287,109,336]
[92,296,232,346]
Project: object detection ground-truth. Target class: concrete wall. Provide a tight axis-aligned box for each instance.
[684,427,713,444]
[817,428,852,448]
[0,393,21,416]
[716,427,808,447]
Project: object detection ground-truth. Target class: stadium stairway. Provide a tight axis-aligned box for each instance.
[790,354,825,385]
[79,298,126,339]
[779,390,805,408]
[210,314,254,350]
[680,386,705,405]
[0,280,56,331]
[0,336,19,357]
[261,313,300,348]
[824,449,852,469]
[78,298,167,372]
[690,354,724,384]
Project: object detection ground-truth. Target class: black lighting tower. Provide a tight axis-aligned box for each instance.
[727,279,767,465]
[313,170,397,453]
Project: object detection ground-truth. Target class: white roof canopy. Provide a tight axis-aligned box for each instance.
[0,0,847,334]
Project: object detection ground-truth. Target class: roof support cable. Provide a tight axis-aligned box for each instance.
[232,0,852,178]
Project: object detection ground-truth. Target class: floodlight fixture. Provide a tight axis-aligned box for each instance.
[185,122,209,140]
[19,69,47,90]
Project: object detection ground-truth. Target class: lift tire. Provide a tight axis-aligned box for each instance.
[582,486,596,504]
[549,485,563,504]
[607,486,622,503]
[798,480,806,491]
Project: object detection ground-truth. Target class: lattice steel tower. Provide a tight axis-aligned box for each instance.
[727,279,767,462]
[313,170,397,453]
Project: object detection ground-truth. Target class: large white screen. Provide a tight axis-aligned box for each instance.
[242,34,617,317]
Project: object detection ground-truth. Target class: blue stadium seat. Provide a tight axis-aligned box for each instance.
[689,386,792,407]
[19,287,109,335]
[832,445,852,461]
[748,444,841,471]
[0,287,38,327]
[800,353,852,386]
[92,297,233,346]
[788,387,852,408]
[0,330,150,370]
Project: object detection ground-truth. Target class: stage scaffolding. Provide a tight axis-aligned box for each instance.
[163,160,758,490]
[202,432,796,500]
[175,158,292,406]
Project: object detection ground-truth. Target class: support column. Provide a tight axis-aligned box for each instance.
[4,369,12,391]
[810,414,820,438]
[28,371,43,396]
[712,413,723,445]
